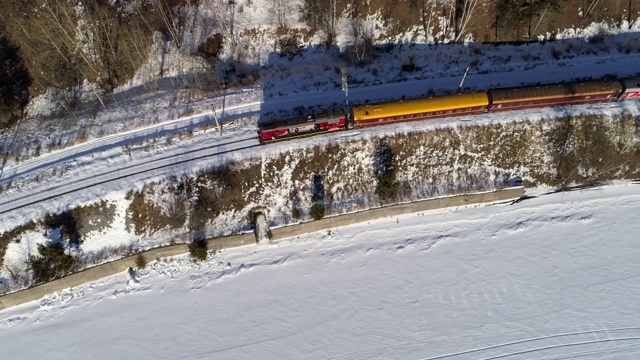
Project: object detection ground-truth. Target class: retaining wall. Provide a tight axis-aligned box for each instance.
[0,187,524,312]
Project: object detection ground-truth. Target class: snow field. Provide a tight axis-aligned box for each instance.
[1,184,640,359]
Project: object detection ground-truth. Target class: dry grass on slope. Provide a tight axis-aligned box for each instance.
[83,112,640,241]
[3,113,639,272]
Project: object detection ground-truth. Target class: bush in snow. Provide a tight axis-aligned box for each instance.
[29,242,77,284]
[276,36,302,58]
[374,139,399,202]
[291,207,302,220]
[310,203,325,220]
[188,239,208,261]
[135,253,148,269]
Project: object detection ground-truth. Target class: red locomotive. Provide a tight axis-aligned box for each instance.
[258,108,347,144]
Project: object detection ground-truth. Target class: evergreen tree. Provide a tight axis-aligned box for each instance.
[29,242,76,284]
[0,35,31,128]
[188,239,208,261]
[374,139,399,202]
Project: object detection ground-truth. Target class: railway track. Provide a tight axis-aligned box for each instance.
[0,135,260,216]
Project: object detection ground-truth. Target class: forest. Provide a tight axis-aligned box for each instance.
[0,0,636,129]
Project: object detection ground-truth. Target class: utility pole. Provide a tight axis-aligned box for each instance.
[211,104,222,135]
[341,67,349,103]
[342,67,351,128]
[458,66,470,93]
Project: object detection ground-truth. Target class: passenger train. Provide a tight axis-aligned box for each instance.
[257,78,640,144]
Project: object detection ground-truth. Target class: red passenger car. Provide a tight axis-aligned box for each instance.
[488,80,623,111]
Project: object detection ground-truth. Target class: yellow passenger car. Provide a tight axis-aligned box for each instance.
[351,92,489,128]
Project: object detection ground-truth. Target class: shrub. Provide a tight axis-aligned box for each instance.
[374,139,399,202]
[197,33,224,65]
[135,254,147,269]
[29,242,77,284]
[310,203,325,220]
[276,36,302,57]
[188,239,208,261]
[291,207,302,219]
[266,229,273,240]
[401,56,416,72]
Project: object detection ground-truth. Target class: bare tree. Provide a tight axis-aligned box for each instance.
[419,0,438,42]
[300,0,339,46]
[156,0,183,48]
[272,0,294,28]
[582,0,601,18]
[347,0,374,61]
[454,0,483,42]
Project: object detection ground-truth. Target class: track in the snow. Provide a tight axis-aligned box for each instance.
[0,136,259,215]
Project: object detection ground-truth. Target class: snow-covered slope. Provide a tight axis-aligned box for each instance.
[1,183,639,359]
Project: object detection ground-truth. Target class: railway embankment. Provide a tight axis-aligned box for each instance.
[0,186,524,311]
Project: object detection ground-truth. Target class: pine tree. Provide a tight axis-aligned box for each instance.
[29,242,76,284]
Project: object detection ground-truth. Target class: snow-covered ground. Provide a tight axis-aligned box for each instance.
[1,183,639,359]
[1,2,640,344]
[2,24,640,293]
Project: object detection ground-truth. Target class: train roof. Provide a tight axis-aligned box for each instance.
[351,92,489,121]
[488,80,622,103]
